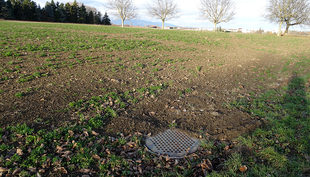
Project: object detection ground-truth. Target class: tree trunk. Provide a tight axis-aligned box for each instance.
[284,24,290,35]
[277,22,283,36]
[214,23,217,32]
[121,19,124,28]
[162,20,164,29]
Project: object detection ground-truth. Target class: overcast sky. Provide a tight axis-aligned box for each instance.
[35,0,303,31]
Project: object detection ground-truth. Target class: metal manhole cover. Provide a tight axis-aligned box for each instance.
[145,129,199,158]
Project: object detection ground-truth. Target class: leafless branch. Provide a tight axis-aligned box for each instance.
[264,0,310,36]
[103,0,138,27]
[146,0,181,29]
[198,0,236,31]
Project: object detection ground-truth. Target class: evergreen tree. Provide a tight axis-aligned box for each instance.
[0,0,5,18]
[45,2,54,22]
[70,0,78,23]
[12,0,23,20]
[97,11,102,24]
[3,0,13,19]
[0,0,106,25]
[78,3,86,23]
[87,10,94,24]
[21,0,31,20]
[50,0,56,11]
[50,0,58,21]
[54,7,60,21]
[64,2,71,22]
[94,11,102,24]
[85,10,89,23]
[36,4,41,21]
[102,12,111,25]
[57,3,66,22]
[22,0,33,21]
[28,1,38,21]
[41,8,48,21]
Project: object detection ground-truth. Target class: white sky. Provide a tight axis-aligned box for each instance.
[35,0,306,31]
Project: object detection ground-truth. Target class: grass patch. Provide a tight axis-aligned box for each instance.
[15,92,24,98]
[223,74,310,176]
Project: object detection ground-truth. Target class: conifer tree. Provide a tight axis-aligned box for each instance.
[0,0,107,25]
[41,8,48,21]
[95,11,102,24]
[70,0,78,23]
[36,4,42,21]
[0,0,6,18]
[45,2,54,21]
[12,0,22,20]
[64,2,71,22]
[29,1,38,21]
[57,3,66,22]
[3,0,13,19]
[50,0,56,15]
[21,0,29,20]
[102,12,111,25]
[78,3,87,23]
[87,10,94,24]
[54,2,61,21]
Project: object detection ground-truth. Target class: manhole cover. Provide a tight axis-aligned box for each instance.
[145,129,200,158]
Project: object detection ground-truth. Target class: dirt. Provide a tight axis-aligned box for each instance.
[1,25,309,141]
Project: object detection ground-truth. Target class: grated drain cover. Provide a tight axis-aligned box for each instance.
[145,129,200,158]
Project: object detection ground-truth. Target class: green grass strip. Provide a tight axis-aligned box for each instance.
[219,73,310,176]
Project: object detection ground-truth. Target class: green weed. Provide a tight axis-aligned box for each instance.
[15,92,24,98]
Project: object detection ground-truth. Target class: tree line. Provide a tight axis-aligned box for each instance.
[0,0,111,25]
[1,0,310,36]
[104,0,310,36]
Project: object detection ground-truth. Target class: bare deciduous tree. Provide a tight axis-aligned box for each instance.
[264,0,310,36]
[146,0,181,29]
[104,0,138,27]
[198,0,236,31]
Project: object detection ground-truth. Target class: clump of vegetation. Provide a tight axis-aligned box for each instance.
[196,66,202,71]
[185,88,192,93]
[40,53,47,57]
[7,60,14,65]
[4,69,13,73]
[152,68,159,72]
[15,92,24,98]
[4,51,13,56]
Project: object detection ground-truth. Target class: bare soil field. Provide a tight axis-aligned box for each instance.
[0,21,309,176]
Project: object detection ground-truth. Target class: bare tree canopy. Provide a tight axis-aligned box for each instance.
[264,0,310,36]
[104,0,138,27]
[146,0,181,29]
[198,0,236,31]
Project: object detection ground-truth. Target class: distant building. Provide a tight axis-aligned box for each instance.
[196,28,213,31]
[265,29,278,34]
[164,26,173,29]
[184,28,195,30]
[242,29,252,33]
[224,29,238,32]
